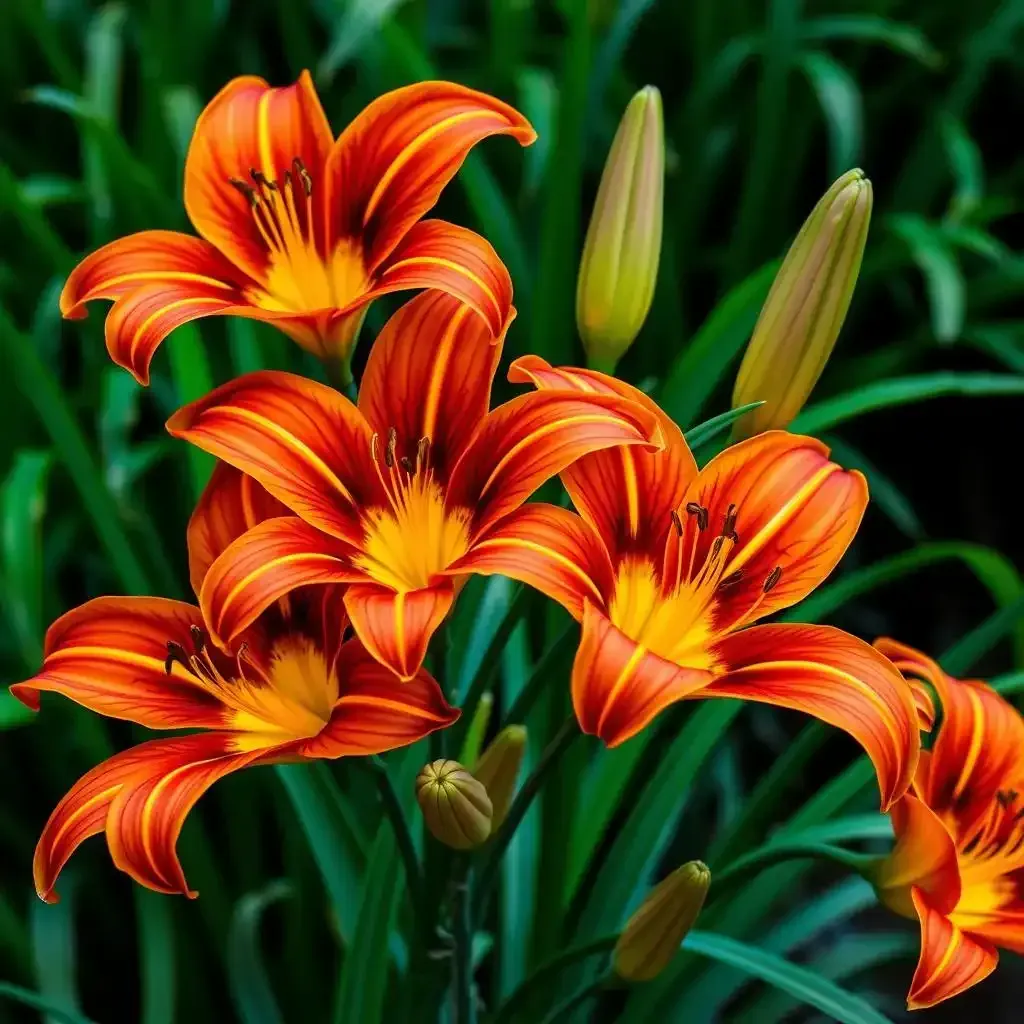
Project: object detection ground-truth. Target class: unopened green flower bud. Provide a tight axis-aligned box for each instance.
[577,86,664,372]
[732,169,873,438]
[415,759,493,850]
[614,860,711,981]
[473,725,526,831]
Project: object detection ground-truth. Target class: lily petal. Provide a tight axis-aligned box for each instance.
[680,431,867,630]
[357,291,504,481]
[874,793,961,919]
[343,582,454,681]
[366,220,514,338]
[299,639,458,758]
[34,732,277,902]
[447,390,664,538]
[446,503,614,620]
[324,81,535,270]
[509,355,696,563]
[200,516,364,650]
[167,369,383,541]
[875,638,1024,832]
[573,601,712,747]
[10,597,227,729]
[907,887,997,1010]
[708,624,920,809]
[188,463,290,597]
[184,72,333,282]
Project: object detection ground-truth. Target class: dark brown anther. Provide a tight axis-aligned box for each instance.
[763,566,783,593]
[165,640,190,675]
[685,502,709,532]
[229,177,259,205]
[250,168,278,191]
[384,427,398,469]
[717,570,743,591]
[190,624,206,652]
[709,536,724,561]
[282,169,293,188]
[293,157,313,196]
[417,436,431,469]
[399,456,415,474]
[669,509,683,536]
[722,503,738,538]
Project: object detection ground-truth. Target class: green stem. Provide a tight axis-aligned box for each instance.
[452,865,476,1024]
[711,841,877,895]
[488,936,617,1024]
[473,717,579,921]
[368,756,425,934]
[585,352,620,375]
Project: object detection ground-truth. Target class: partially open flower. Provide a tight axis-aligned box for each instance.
[614,860,711,981]
[473,725,526,830]
[732,169,873,438]
[415,759,493,850]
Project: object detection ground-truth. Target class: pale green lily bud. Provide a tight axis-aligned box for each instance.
[415,759,493,850]
[576,86,664,372]
[614,860,711,981]
[473,725,526,831]
[731,169,873,438]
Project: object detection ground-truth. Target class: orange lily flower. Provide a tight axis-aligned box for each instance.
[872,638,1024,1009]
[59,72,535,383]
[10,464,458,902]
[445,357,921,808]
[165,292,664,682]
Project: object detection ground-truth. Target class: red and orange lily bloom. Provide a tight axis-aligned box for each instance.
[872,639,1024,1009]
[445,358,921,808]
[11,464,458,902]
[165,292,664,682]
[59,72,535,382]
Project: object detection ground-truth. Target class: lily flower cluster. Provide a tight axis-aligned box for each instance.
[11,72,1019,1014]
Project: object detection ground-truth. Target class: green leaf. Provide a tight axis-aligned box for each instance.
[658,261,778,428]
[682,931,894,1024]
[31,879,79,1024]
[1,449,51,668]
[228,881,292,1024]
[888,215,965,343]
[939,113,984,220]
[275,764,367,947]
[318,0,410,84]
[135,889,176,1024]
[799,52,862,177]
[166,325,214,498]
[0,984,98,1024]
[516,67,557,198]
[682,401,764,451]
[941,591,1024,675]
[763,877,878,955]
[332,825,402,1024]
[0,312,151,595]
[800,15,940,66]
[792,371,1024,434]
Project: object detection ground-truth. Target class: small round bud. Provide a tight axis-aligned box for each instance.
[415,759,493,850]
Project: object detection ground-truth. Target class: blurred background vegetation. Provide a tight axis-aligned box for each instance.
[1,0,1023,1021]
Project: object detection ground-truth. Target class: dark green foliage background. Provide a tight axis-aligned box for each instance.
[1,0,1023,1021]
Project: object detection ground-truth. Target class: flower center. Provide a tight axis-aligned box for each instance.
[610,502,783,667]
[354,429,472,593]
[230,160,370,312]
[167,627,337,752]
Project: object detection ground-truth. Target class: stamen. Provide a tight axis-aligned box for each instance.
[386,427,397,469]
[685,502,709,532]
[190,624,206,652]
[229,178,259,205]
[250,168,278,192]
[763,566,783,593]
[165,640,190,675]
[293,157,313,196]
[371,432,380,463]
[417,436,431,471]
[400,456,415,474]
[722,503,738,542]
[669,509,683,536]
